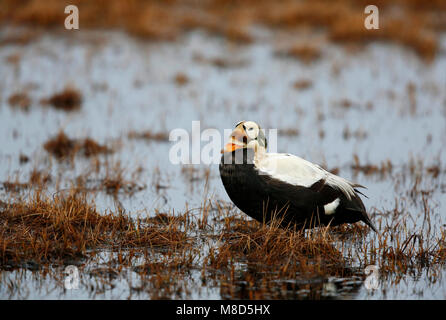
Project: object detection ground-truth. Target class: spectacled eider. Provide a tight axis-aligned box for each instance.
[219,120,377,232]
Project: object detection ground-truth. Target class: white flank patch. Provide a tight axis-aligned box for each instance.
[324,198,340,215]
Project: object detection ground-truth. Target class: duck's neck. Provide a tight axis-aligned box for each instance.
[254,146,267,161]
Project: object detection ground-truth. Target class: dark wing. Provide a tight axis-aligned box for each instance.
[256,172,377,232]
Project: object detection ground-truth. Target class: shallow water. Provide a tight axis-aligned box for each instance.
[0,28,445,299]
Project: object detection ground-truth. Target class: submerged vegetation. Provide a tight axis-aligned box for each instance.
[40,88,83,112]
[43,131,112,160]
[8,92,31,112]
[0,154,445,298]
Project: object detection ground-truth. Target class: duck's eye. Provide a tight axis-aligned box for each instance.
[248,127,254,131]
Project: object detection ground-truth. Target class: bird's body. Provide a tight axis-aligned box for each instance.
[219,121,377,232]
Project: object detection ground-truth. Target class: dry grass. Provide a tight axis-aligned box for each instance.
[1,181,29,193]
[293,79,313,91]
[329,13,438,62]
[2,0,443,60]
[173,72,189,86]
[8,92,31,111]
[0,177,445,297]
[359,207,446,277]
[278,128,300,137]
[202,160,446,297]
[201,208,366,299]
[342,125,368,140]
[128,130,169,142]
[351,154,393,178]
[1,169,51,194]
[276,43,322,64]
[0,28,41,46]
[66,158,147,197]
[40,88,82,112]
[212,225,345,274]
[29,169,52,187]
[19,154,29,165]
[0,190,190,266]
[181,165,211,183]
[100,161,146,196]
[43,131,112,160]
[1,146,445,298]
[192,53,247,69]
[1,0,445,299]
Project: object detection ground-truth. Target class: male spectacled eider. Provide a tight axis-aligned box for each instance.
[219,120,377,232]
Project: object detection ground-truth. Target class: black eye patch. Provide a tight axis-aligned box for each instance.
[235,120,245,128]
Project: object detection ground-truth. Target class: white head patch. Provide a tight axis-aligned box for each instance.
[243,121,260,140]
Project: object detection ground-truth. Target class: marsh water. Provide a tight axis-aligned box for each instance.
[1,28,446,299]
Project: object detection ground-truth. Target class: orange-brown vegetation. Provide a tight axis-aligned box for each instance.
[29,169,52,186]
[351,154,393,177]
[293,79,313,90]
[1,139,445,297]
[279,128,300,137]
[100,161,146,196]
[8,92,31,111]
[193,53,247,68]
[43,131,111,160]
[0,168,445,297]
[41,88,82,112]
[128,130,169,142]
[174,72,189,86]
[0,28,41,46]
[19,154,29,164]
[1,0,443,61]
[0,190,189,266]
[277,44,321,64]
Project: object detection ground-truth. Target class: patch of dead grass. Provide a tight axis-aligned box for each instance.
[128,130,169,142]
[8,93,31,111]
[41,88,82,112]
[1,0,444,60]
[0,190,190,266]
[43,131,112,160]
[276,43,322,64]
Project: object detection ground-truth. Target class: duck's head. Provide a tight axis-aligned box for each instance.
[223,120,267,153]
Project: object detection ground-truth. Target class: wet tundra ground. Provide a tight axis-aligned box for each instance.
[0,27,446,299]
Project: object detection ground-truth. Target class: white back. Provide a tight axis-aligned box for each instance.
[254,153,357,199]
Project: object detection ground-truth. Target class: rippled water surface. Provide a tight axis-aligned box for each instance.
[1,29,446,299]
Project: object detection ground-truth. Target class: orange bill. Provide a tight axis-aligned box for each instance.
[221,128,247,153]
[222,142,242,153]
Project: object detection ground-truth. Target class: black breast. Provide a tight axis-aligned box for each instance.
[219,149,326,229]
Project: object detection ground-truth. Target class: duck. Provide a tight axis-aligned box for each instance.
[219,120,377,232]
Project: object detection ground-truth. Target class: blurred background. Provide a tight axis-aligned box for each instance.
[0,0,446,299]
